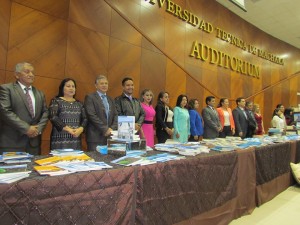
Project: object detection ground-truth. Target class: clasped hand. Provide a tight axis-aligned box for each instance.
[64,126,84,137]
[26,125,39,138]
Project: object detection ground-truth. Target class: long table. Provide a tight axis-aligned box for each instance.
[0,141,299,225]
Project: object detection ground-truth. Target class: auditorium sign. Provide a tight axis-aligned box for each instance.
[145,0,285,79]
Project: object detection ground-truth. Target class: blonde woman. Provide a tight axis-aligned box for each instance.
[253,104,265,135]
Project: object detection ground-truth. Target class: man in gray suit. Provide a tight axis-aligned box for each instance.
[84,75,118,151]
[232,97,249,139]
[202,96,222,139]
[0,62,48,155]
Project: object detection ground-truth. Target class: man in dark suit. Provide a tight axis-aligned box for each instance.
[233,97,248,139]
[202,96,222,139]
[0,62,48,155]
[245,101,257,138]
[84,75,118,151]
[114,77,145,132]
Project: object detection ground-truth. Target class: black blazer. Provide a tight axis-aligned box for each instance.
[155,102,173,130]
[232,107,249,138]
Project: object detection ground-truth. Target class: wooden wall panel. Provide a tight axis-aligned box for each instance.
[7,3,68,77]
[184,28,203,67]
[4,71,16,84]
[264,88,275,129]
[69,0,111,36]
[108,0,141,25]
[166,59,186,106]
[141,37,163,54]
[202,67,219,97]
[140,49,166,102]
[111,10,141,46]
[0,71,5,84]
[140,5,165,50]
[282,81,291,107]
[66,23,110,85]
[217,68,231,99]
[186,76,204,107]
[165,19,186,68]
[290,77,298,107]
[14,0,70,19]
[0,0,11,71]
[107,37,141,98]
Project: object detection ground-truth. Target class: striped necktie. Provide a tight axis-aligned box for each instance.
[24,87,34,118]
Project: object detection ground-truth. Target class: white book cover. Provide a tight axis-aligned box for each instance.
[117,116,135,140]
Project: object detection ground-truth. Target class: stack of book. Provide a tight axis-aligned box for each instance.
[50,149,84,156]
[111,152,185,166]
[34,161,112,176]
[53,161,112,172]
[34,153,94,166]
[0,164,31,183]
[2,152,33,164]
[33,150,114,176]
[33,165,72,176]
[154,143,210,155]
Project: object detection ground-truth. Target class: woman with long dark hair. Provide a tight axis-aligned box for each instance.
[155,91,173,143]
[271,108,285,129]
[173,94,190,143]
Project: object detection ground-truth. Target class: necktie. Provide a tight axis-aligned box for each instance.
[101,95,109,119]
[243,110,248,119]
[211,107,217,115]
[24,87,34,118]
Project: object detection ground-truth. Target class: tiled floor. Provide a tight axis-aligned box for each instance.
[230,185,300,225]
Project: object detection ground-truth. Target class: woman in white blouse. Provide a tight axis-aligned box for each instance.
[271,108,285,129]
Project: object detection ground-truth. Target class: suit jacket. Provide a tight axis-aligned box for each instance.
[84,92,118,145]
[0,82,48,152]
[114,93,145,125]
[232,107,248,138]
[202,106,221,139]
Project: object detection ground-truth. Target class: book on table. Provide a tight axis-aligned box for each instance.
[2,152,33,160]
[34,165,73,176]
[53,161,113,172]
[0,164,31,183]
[0,164,29,174]
[50,149,84,156]
[34,154,94,166]
[4,158,33,164]
[111,156,143,166]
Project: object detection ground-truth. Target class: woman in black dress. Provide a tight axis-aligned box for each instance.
[49,78,87,150]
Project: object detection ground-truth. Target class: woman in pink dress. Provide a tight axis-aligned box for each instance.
[140,89,156,147]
